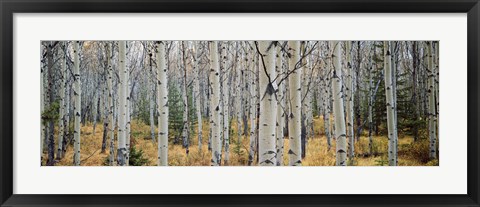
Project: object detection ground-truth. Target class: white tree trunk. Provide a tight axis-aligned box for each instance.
[323,51,332,151]
[345,41,355,164]
[209,41,222,166]
[181,42,190,153]
[106,42,115,166]
[332,41,347,166]
[288,41,302,166]
[57,42,66,159]
[156,41,169,166]
[257,41,277,166]
[235,43,244,145]
[193,41,203,152]
[368,64,374,155]
[384,41,397,166]
[149,82,155,141]
[248,44,257,166]
[427,41,437,160]
[275,44,285,166]
[125,77,131,166]
[391,42,398,163]
[117,41,128,166]
[221,42,230,165]
[63,69,71,156]
[92,90,98,134]
[73,41,81,166]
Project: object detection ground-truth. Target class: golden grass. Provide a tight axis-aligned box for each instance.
[44,116,438,166]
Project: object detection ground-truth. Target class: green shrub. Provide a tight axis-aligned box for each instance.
[41,101,60,124]
[128,146,150,166]
[102,146,150,166]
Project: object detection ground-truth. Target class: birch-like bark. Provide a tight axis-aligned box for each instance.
[156,41,169,166]
[209,41,222,166]
[221,42,230,165]
[368,64,374,156]
[275,43,285,166]
[345,41,355,164]
[117,41,128,166]
[288,41,302,166]
[73,41,81,166]
[300,42,308,159]
[193,41,203,152]
[92,89,98,134]
[101,78,108,153]
[332,41,347,166]
[248,43,257,166]
[181,42,190,154]
[125,72,131,166]
[63,70,70,156]
[427,41,437,160]
[384,41,397,166]
[257,41,277,166]
[57,42,66,159]
[235,43,244,144]
[149,82,155,141]
[324,48,332,151]
[392,42,398,163]
[46,42,55,165]
[106,42,115,166]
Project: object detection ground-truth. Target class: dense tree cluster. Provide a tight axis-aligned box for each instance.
[41,41,439,166]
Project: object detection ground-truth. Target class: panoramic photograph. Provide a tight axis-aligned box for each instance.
[40,41,439,166]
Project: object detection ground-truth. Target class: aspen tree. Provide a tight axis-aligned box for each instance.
[181,41,190,154]
[46,42,55,165]
[384,41,397,166]
[257,41,277,166]
[235,42,244,144]
[106,42,115,166]
[236,44,244,143]
[149,80,155,142]
[322,72,332,151]
[345,41,355,164]
[57,42,66,159]
[391,42,399,163]
[63,67,70,156]
[300,42,308,159]
[209,41,222,166]
[193,41,203,151]
[426,41,437,160]
[92,88,99,134]
[117,41,128,166]
[221,42,230,165]
[332,41,347,166]
[248,42,257,166]
[275,43,285,166]
[368,65,374,156]
[156,41,169,166]
[323,44,332,151]
[126,77,131,166]
[73,41,81,166]
[288,41,302,166]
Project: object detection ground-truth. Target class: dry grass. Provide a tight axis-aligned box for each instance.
[44,116,438,166]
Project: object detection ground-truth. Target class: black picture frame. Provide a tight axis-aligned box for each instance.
[1,0,479,206]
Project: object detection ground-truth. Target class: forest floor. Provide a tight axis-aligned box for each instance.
[44,116,439,166]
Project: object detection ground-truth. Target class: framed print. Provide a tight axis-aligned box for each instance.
[1,0,479,206]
